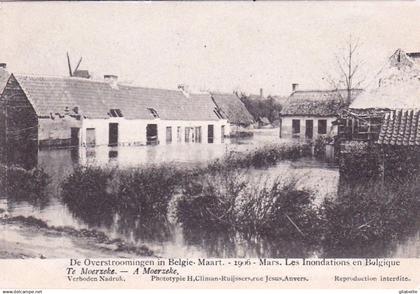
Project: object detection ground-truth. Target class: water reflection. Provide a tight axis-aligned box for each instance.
[181,228,318,258]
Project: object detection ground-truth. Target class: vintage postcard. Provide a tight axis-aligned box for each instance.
[0,1,419,291]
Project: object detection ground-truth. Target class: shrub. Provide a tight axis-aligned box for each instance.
[338,142,382,182]
[313,135,334,158]
[206,143,312,171]
[176,169,248,231]
[115,165,180,216]
[61,166,115,225]
[62,164,182,225]
[176,171,322,249]
[0,164,49,205]
[238,179,322,244]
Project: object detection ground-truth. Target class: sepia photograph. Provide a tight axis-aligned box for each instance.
[0,1,419,266]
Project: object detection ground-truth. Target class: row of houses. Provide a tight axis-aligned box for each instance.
[0,66,254,151]
[1,48,418,160]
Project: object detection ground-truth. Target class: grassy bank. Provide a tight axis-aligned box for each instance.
[0,215,154,258]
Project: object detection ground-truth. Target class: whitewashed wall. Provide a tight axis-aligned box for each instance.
[281,116,337,139]
[157,119,229,144]
[38,117,81,141]
[80,118,229,146]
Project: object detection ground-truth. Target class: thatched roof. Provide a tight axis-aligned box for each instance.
[210,92,254,126]
[281,89,362,117]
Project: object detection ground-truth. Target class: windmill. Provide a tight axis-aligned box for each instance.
[66,52,90,79]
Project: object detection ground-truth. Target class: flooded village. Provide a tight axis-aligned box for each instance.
[0,4,419,260]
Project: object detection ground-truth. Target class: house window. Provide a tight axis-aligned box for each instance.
[208,124,214,143]
[221,125,225,143]
[147,108,159,118]
[109,109,123,117]
[146,124,158,145]
[195,127,202,143]
[305,120,313,139]
[86,128,96,147]
[279,119,282,138]
[185,127,190,143]
[292,119,300,136]
[318,119,327,135]
[177,127,182,143]
[166,126,172,143]
[108,123,119,146]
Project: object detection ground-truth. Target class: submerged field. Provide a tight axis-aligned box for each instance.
[0,130,419,258]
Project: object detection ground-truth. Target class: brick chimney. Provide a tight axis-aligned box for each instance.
[104,75,118,89]
[292,83,299,92]
[259,88,263,98]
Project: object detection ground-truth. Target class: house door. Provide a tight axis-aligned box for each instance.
[109,123,119,146]
[208,124,214,143]
[195,127,202,143]
[70,128,80,147]
[166,126,172,143]
[86,128,96,146]
[221,125,225,143]
[305,120,313,139]
[279,119,282,138]
[146,124,158,145]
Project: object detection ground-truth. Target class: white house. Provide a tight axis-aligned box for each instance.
[0,73,229,150]
[279,87,362,140]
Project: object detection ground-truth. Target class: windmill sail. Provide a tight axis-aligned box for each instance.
[66,52,73,77]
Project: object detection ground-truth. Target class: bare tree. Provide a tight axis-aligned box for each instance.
[324,35,366,105]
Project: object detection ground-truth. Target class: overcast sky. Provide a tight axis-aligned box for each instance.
[1,2,419,95]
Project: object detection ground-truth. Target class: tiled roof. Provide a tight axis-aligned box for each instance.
[377,109,420,146]
[11,74,220,121]
[281,89,363,117]
[0,68,10,94]
[210,92,254,125]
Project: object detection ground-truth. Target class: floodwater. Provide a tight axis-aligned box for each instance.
[1,128,418,258]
